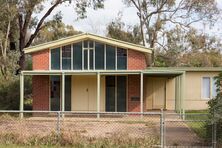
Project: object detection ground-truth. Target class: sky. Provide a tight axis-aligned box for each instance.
[39,0,222,37]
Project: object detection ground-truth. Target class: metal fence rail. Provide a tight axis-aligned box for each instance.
[0,110,217,147]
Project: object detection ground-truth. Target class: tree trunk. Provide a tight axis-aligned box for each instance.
[18,31,26,72]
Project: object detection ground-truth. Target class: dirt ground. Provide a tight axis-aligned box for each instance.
[0,114,209,147]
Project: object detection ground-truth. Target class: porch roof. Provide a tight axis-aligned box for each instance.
[21,69,183,77]
[146,67,222,72]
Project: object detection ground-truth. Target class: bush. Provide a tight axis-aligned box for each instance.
[208,72,222,143]
[0,76,32,110]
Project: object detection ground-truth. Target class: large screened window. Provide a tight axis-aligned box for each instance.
[51,48,60,70]
[106,45,116,70]
[95,42,104,69]
[73,42,82,70]
[50,40,128,70]
[62,45,71,70]
[117,47,127,70]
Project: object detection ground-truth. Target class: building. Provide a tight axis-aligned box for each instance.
[20,33,221,114]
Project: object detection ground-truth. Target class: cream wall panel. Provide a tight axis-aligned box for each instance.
[184,71,219,110]
[145,77,153,110]
[166,78,175,110]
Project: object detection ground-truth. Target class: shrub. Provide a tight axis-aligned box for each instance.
[208,72,222,143]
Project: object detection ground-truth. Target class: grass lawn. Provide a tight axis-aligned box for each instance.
[185,110,211,141]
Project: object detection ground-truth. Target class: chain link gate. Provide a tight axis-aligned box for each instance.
[161,112,217,148]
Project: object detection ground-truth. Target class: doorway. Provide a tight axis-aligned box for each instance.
[153,78,166,109]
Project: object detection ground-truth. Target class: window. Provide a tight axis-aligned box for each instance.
[106,45,116,70]
[202,77,218,99]
[89,49,94,70]
[202,77,210,99]
[73,42,82,70]
[83,40,94,70]
[84,50,88,70]
[62,45,71,70]
[95,42,104,69]
[51,48,60,70]
[50,40,128,71]
[212,78,217,98]
[117,48,127,70]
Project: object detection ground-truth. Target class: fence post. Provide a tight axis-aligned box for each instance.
[57,111,61,136]
[212,109,217,148]
[212,121,217,148]
[160,109,165,148]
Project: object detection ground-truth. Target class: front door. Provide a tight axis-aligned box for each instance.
[153,78,166,109]
[72,75,97,111]
[105,76,127,112]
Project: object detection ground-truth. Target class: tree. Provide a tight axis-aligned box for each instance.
[15,0,104,72]
[124,0,220,65]
[33,13,81,45]
[0,1,19,80]
[106,15,142,44]
[155,27,222,67]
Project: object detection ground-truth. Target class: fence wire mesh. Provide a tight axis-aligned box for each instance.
[0,111,217,147]
[164,113,214,147]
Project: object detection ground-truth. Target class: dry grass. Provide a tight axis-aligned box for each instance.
[0,131,159,147]
[0,115,160,147]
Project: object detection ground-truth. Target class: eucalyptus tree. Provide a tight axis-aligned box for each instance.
[0,0,18,80]
[124,0,220,65]
[15,0,104,71]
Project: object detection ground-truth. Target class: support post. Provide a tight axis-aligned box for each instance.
[20,73,24,119]
[97,72,100,118]
[61,73,65,115]
[140,72,144,115]
[181,72,186,120]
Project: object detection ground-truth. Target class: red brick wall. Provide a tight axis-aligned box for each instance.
[32,49,49,70]
[32,76,50,110]
[127,75,146,112]
[128,49,147,70]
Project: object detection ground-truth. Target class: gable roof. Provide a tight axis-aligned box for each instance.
[24,33,152,54]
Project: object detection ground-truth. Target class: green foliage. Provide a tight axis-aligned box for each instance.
[155,27,222,67]
[208,72,222,142]
[106,16,143,44]
[33,20,81,45]
[0,76,32,110]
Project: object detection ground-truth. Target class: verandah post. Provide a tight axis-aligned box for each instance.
[181,72,185,120]
[19,73,24,119]
[61,72,65,116]
[97,72,100,118]
[140,72,144,116]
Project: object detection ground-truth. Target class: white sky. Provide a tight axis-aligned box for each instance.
[39,0,222,37]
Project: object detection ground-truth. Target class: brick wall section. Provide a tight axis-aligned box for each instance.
[32,76,50,110]
[32,49,49,70]
[128,49,147,70]
[128,75,146,112]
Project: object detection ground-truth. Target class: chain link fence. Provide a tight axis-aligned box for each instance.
[0,111,217,147]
